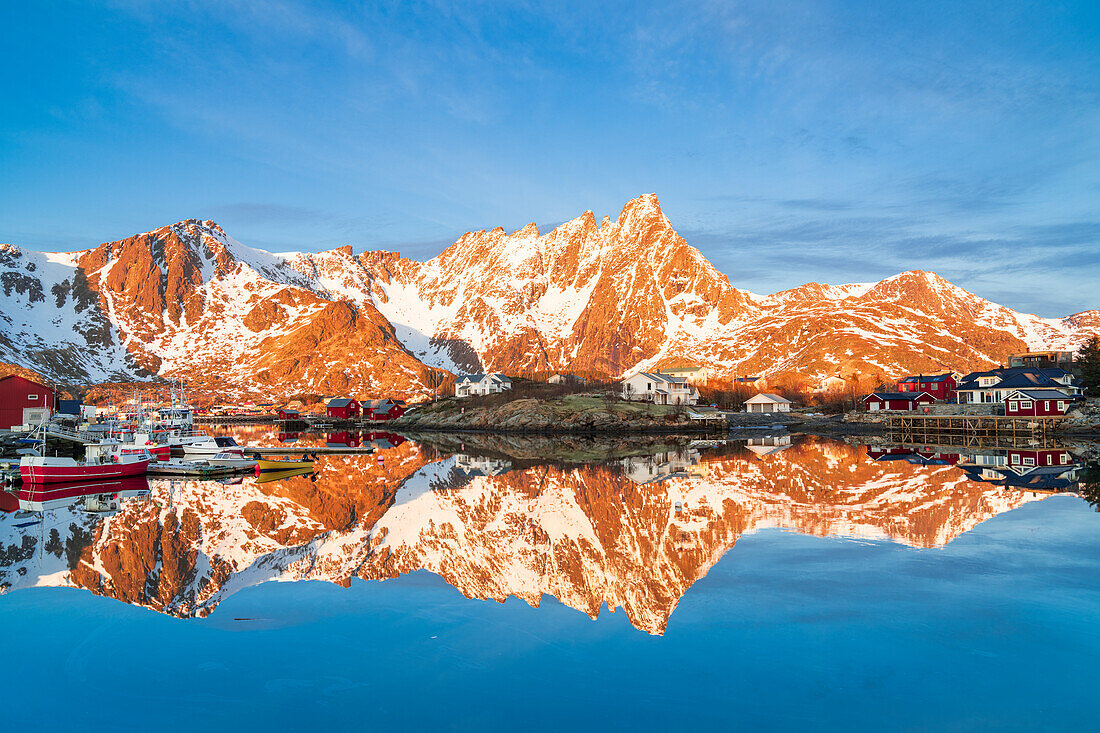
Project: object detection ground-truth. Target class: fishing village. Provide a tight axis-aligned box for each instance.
[2,344,1098,502]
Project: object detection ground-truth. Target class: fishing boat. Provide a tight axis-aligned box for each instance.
[20,441,152,484]
[255,456,315,471]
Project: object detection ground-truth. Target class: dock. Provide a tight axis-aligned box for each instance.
[886,414,1063,448]
[246,446,376,455]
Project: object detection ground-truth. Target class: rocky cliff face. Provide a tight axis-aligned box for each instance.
[0,221,448,397]
[0,439,1054,634]
[0,196,1094,393]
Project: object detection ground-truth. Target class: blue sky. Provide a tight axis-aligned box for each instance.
[1,1,1097,316]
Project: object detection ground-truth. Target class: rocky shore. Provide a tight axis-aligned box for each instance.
[391,395,881,436]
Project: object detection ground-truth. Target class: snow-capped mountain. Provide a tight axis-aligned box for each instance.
[0,440,1053,634]
[0,194,1094,394]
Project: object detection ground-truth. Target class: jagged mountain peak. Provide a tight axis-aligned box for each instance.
[616,192,666,226]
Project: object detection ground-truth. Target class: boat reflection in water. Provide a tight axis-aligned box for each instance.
[12,475,150,513]
[254,467,317,484]
[0,435,1092,633]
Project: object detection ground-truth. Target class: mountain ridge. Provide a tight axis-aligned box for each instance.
[0,194,1095,396]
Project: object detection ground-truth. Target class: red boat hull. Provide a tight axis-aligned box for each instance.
[20,459,151,484]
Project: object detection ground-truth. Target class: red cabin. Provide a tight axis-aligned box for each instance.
[0,375,56,429]
[276,408,301,420]
[897,373,957,400]
[1003,389,1071,417]
[864,391,935,411]
[325,398,360,419]
[363,399,407,421]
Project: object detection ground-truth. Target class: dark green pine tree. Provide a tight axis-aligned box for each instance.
[1076,335,1100,396]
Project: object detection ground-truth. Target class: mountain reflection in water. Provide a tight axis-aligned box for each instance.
[0,434,1091,634]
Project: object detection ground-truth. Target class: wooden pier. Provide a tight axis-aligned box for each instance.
[885,414,1063,448]
[246,446,377,456]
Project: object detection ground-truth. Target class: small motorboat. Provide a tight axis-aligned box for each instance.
[255,455,315,471]
[202,452,257,471]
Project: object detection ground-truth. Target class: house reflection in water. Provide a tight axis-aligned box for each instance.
[620,448,703,485]
[956,448,1082,492]
[866,446,961,465]
[454,454,512,477]
[866,444,1083,492]
[745,435,792,456]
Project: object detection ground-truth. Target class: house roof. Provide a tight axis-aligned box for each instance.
[957,367,1076,391]
[866,391,934,400]
[899,374,953,383]
[745,393,792,404]
[458,373,511,383]
[326,398,358,408]
[1005,389,1071,400]
[0,374,51,390]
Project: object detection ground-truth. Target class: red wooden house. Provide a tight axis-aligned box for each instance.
[1003,389,1072,417]
[276,408,301,420]
[1006,448,1074,469]
[864,391,935,411]
[362,399,407,420]
[0,375,56,429]
[325,398,360,419]
[897,373,957,400]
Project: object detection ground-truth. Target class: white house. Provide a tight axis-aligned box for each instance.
[454,373,512,398]
[814,375,848,393]
[621,372,699,405]
[745,393,792,413]
[659,365,708,386]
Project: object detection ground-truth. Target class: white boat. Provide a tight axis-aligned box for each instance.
[182,436,246,458]
[201,452,257,470]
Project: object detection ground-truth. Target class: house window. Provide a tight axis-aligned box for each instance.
[1058,401,1066,411]
[1023,457,1035,466]
[1011,454,1020,464]
[1020,400,1032,409]
[1043,401,1050,410]
[647,383,652,390]
[1061,453,1069,464]
[1008,401,1017,411]
[29,394,38,400]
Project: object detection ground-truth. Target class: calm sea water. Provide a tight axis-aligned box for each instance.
[1,431,1097,731]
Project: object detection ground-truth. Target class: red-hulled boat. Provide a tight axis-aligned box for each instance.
[20,441,152,484]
